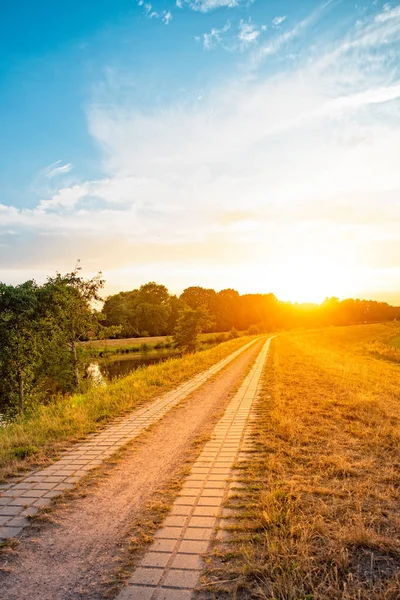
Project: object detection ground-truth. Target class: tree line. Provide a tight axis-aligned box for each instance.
[103,283,400,336]
[1,271,399,418]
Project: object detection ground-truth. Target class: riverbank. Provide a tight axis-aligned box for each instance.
[81,331,236,359]
[0,336,255,482]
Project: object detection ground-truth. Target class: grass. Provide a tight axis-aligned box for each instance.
[0,336,254,482]
[202,324,400,600]
[82,331,240,357]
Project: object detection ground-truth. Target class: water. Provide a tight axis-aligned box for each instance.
[88,349,179,382]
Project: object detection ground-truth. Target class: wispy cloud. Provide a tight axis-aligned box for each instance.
[3,2,400,300]
[252,0,335,63]
[202,22,231,49]
[237,19,262,47]
[272,15,286,28]
[137,1,173,23]
[178,0,251,13]
[43,161,73,179]
[375,5,400,23]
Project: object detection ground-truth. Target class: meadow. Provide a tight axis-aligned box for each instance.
[0,336,252,482]
[206,323,400,600]
[81,331,238,357]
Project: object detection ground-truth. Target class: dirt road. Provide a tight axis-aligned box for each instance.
[0,338,264,600]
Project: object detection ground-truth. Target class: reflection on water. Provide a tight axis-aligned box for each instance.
[88,349,178,382]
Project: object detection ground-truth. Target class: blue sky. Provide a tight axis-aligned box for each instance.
[1,0,400,303]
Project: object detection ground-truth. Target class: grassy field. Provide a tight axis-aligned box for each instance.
[205,323,400,600]
[81,331,238,355]
[0,336,254,482]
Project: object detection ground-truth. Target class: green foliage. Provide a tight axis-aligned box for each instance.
[0,265,108,416]
[102,282,174,337]
[173,305,213,353]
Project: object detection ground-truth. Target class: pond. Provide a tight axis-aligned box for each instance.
[87,348,179,382]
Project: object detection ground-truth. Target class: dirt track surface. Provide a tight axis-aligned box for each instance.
[0,339,264,600]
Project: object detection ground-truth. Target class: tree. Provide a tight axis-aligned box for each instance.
[102,282,172,337]
[173,306,213,353]
[44,266,105,390]
[180,287,218,332]
[0,281,42,414]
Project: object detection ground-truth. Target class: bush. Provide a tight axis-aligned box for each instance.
[229,327,239,339]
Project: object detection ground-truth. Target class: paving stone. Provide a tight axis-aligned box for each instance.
[0,526,23,539]
[187,516,216,528]
[33,482,57,490]
[154,527,183,539]
[157,589,192,600]
[196,497,222,507]
[32,497,51,508]
[170,553,203,570]
[170,505,192,516]
[140,552,172,568]
[8,497,35,507]
[163,515,187,527]
[130,567,164,586]
[20,506,39,517]
[6,517,30,528]
[192,506,218,517]
[178,540,209,554]
[21,489,45,498]
[148,539,178,553]
[44,490,62,498]
[182,528,214,541]
[163,568,200,588]
[0,506,22,516]
[117,586,155,600]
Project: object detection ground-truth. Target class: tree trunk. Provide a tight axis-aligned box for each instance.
[17,369,24,415]
[71,325,80,391]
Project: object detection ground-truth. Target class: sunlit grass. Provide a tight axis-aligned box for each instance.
[0,336,253,481]
[204,324,400,600]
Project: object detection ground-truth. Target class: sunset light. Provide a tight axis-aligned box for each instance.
[1,2,400,597]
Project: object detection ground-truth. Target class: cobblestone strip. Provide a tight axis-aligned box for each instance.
[0,339,261,542]
[116,338,271,600]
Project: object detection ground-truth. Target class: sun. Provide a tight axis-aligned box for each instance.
[237,244,361,304]
[270,250,360,304]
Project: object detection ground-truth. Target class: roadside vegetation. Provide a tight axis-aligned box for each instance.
[203,324,400,600]
[83,331,239,358]
[2,261,400,420]
[0,335,254,482]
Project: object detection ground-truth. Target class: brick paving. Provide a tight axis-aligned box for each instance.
[116,337,271,600]
[0,338,260,542]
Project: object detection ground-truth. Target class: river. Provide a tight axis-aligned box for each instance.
[87,348,179,382]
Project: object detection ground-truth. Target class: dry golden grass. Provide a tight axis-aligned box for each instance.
[202,324,400,600]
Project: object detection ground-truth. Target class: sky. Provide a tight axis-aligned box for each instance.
[1,0,400,304]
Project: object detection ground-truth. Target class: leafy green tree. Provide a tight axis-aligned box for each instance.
[103,282,172,337]
[0,281,42,415]
[173,306,213,353]
[43,266,105,390]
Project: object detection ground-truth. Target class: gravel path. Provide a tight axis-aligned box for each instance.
[0,338,265,600]
[116,338,271,600]
[0,339,257,540]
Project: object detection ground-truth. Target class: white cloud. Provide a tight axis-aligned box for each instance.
[138,1,173,23]
[3,2,400,300]
[375,5,400,22]
[237,19,261,46]
[162,11,173,24]
[178,0,251,13]
[272,15,286,28]
[43,161,73,178]
[202,22,231,49]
